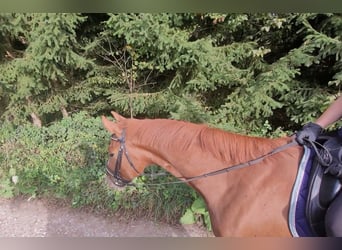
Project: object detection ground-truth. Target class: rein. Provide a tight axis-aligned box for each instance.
[107,129,299,186]
[143,140,299,186]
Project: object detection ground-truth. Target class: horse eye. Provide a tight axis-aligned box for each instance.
[109,153,115,157]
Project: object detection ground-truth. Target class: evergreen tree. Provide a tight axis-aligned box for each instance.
[0,13,91,125]
[0,13,340,134]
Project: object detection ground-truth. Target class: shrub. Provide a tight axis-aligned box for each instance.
[0,111,196,224]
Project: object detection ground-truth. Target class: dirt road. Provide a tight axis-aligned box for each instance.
[0,197,211,237]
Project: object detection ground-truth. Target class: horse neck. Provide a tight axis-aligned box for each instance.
[130,119,287,178]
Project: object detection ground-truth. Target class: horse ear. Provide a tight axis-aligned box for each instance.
[111,111,126,122]
[101,115,120,135]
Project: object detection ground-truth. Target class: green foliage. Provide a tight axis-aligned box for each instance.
[0,112,107,198]
[279,13,342,127]
[1,13,341,131]
[0,13,93,124]
[180,194,212,231]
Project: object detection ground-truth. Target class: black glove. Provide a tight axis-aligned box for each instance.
[296,122,323,145]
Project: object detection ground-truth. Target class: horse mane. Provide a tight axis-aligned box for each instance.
[128,118,289,164]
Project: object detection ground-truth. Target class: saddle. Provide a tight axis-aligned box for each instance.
[306,132,342,236]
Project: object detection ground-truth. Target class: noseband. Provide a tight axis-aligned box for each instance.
[106,129,140,187]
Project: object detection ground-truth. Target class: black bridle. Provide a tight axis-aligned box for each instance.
[106,129,140,187]
[106,128,299,187]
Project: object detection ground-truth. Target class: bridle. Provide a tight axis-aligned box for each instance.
[106,128,299,187]
[106,129,140,187]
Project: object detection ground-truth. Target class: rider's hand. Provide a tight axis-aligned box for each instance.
[296,122,323,145]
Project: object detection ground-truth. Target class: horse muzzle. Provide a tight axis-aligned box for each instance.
[105,175,127,189]
[105,169,134,188]
[112,177,128,187]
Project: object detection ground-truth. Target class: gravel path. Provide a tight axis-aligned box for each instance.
[0,197,212,237]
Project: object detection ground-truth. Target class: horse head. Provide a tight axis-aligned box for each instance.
[101,111,144,187]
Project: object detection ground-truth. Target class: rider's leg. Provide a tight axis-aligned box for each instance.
[325,191,342,236]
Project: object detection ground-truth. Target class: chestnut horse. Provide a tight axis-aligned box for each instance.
[102,111,303,237]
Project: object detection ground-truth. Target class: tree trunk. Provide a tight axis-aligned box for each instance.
[30,112,42,127]
[61,106,69,118]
